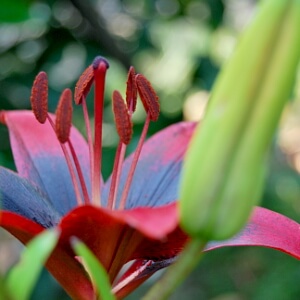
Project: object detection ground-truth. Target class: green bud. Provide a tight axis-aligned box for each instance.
[180,0,300,240]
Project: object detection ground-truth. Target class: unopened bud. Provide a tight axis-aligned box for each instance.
[180,0,300,240]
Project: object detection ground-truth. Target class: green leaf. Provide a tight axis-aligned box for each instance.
[0,0,30,23]
[0,275,13,300]
[72,238,115,300]
[6,229,59,300]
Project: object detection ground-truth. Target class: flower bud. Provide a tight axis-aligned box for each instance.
[180,0,300,240]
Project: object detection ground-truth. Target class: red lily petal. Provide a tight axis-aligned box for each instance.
[115,206,300,297]
[1,110,91,215]
[112,202,179,239]
[58,203,187,282]
[4,204,300,299]
[0,211,44,242]
[0,212,94,300]
[206,206,300,259]
[103,122,196,208]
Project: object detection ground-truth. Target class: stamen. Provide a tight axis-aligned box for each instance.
[55,89,73,144]
[108,74,135,210]
[30,71,48,124]
[67,141,91,204]
[118,113,151,210]
[117,73,160,209]
[92,56,109,206]
[136,74,160,121]
[55,89,90,204]
[74,65,94,105]
[107,142,126,210]
[47,115,83,206]
[126,66,137,112]
[112,90,133,145]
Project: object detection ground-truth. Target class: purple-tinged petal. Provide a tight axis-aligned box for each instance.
[103,122,196,208]
[206,206,300,259]
[1,110,91,215]
[0,167,60,227]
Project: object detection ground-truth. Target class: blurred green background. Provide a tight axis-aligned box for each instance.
[1,0,300,299]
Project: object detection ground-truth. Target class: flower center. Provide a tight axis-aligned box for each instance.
[30,56,160,210]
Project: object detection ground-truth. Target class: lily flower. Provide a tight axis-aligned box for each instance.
[1,56,300,300]
[0,56,194,299]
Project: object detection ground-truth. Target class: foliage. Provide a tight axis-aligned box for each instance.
[72,238,115,300]
[2,230,59,300]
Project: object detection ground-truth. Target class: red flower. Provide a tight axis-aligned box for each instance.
[1,57,300,299]
[0,57,194,299]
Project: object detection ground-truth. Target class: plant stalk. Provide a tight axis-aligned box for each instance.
[142,239,206,300]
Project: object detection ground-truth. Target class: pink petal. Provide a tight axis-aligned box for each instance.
[206,206,300,259]
[1,110,91,215]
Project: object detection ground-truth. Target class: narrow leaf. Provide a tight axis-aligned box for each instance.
[6,229,59,300]
[0,275,13,300]
[72,238,115,300]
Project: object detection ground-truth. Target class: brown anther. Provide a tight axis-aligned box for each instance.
[74,65,94,105]
[126,66,137,112]
[30,71,48,124]
[136,74,160,121]
[112,90,133,145]
[55,88,73,144]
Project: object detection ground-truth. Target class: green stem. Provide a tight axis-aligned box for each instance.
[142,239,206,300]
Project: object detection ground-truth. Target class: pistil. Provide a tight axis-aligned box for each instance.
[92,57,109,206]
